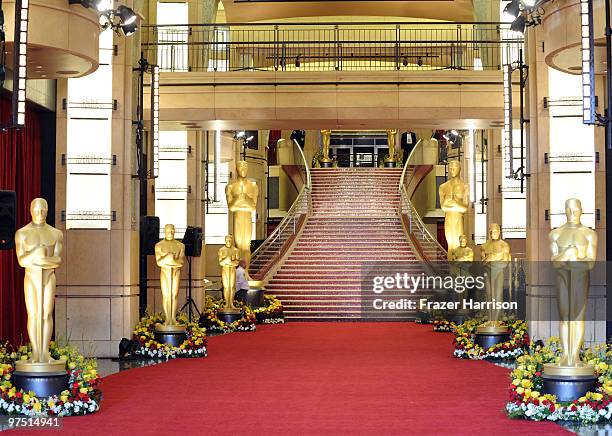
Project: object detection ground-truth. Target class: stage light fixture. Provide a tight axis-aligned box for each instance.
[451,129,459,136]
[236,131,245,139]
[417,57,423,67]
[580,0,596,125]
[503,0,521,19]
[510,15,527,34]
[295,56,301,68]
[95,0,113,12]
[402,57,408,67]
[503,63,514,178]
[12,0,29,128]
[246,135,254,142]
[117,5,138,36]
[150,64,160,178]
[522,0,537,7]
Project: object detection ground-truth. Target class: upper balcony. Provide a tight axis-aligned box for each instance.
[141,22,524,129]
[141,21,521,73]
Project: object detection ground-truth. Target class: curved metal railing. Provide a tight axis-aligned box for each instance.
[249,139,311,282]
[397,140,448,266]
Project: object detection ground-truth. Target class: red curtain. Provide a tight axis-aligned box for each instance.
[268,130,282,165]
[0,98,42,345]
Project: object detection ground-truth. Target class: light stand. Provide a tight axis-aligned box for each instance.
[179,256,202,321]
[133,55,159,316]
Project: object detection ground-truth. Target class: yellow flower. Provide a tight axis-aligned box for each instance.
[60,394,69,403]
[33,402,41,412]
[79,387,88,394]
[48,400,55,408]
[516,387,524,394]
[531,391,540,398]
[23,393,30,403]
[520,379,532,388]
[68,362,76,370]
[578,396,587,403]
[512,379,520,386]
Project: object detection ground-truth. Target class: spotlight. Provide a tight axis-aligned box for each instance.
[451,129,459,136]
[522,0,537,7]
[94,0,113,12]
[246,135,254,142]
[402,57,408,67]
[417,57,423,67]
[12,0,29,127]
[442,133,450,141]
[295,56,300,68]
[236,131,245,139]
[116,5,138,36]
[510,15,527,34]
[150,64,160,178]
[503,0,521,19]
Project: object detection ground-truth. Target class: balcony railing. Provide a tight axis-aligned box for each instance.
[141,22,523,73]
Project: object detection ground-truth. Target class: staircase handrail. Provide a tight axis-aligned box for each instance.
[249,139,311,281]
[398,139,448,261]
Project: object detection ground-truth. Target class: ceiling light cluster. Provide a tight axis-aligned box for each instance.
[503,0,548,34]
[69,0,139,36]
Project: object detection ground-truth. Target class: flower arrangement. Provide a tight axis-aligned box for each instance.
[200,297,257,334]
[507,338,612,423]
[253,295,285,324]
[433,319,455,333]
[132,313,208,359]
[453,317,529,360]
[0,342,101,417]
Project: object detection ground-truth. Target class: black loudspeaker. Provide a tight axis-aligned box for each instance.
[0,191,16,250]
[140,216,160,255]
[183,226,203,257]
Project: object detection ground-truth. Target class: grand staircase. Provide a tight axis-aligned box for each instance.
[266,168,429,321]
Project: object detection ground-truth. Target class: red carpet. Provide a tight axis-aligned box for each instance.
[43,324,568,435]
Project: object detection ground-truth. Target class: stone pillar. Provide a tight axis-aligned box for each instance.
[55,5,140,357]
[525,25,606,346]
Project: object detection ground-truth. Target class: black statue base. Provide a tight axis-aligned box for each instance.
[236,289,265,308]
[475,332,510,349]
[542,373,597,403]
[12,371,69,398]
[320,161,333,168]
[384,161,396,168]
[449,313,468,325]
[218,309,242,324]
[154,330,188,347]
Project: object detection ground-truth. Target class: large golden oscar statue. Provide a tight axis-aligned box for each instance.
[319,129,332,167]
[478,223,511,332]
[226,161,258,277]
[438,160,469,258]
[384,129,398,167]
[544,198,597,377]
[14,198,65,373]
[154,224,186,331]
[218,235,241,321]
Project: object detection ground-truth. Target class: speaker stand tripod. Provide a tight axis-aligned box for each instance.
[180,256,201,321]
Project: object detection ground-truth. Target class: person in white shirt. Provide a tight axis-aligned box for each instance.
[235,259,250,292]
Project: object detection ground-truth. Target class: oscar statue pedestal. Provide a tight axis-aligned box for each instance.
[475,324,509,349]
[319,160,333,168]
[13,360,69,398]
[154,324,188,347]
[218,308,242,324]
[384,159,396,168]
[542,364,597,402]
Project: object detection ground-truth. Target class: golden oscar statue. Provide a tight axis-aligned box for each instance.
[319,129,332,167]
[477,223,511,335]
[449,234,474,314]
[544,198,597,378]
[439,160,469,258]
[384,129,398,167]
[218,235,242,319]
[14,198,65,373]
[154,224,186,332]
[226,160,258,277]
